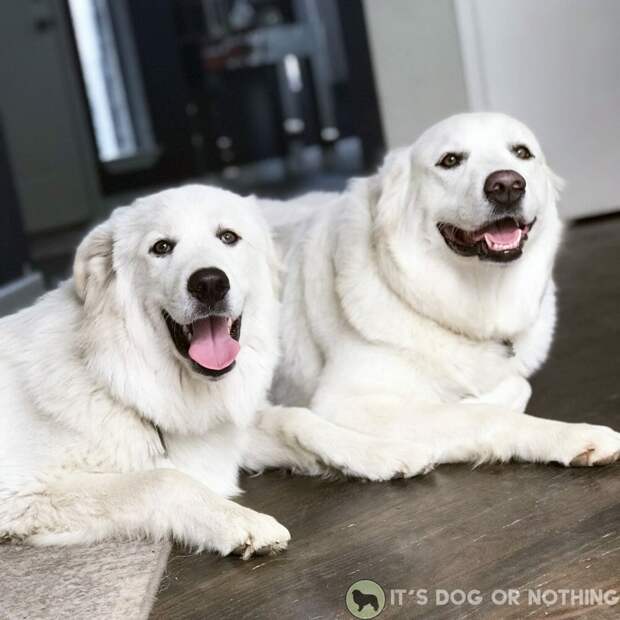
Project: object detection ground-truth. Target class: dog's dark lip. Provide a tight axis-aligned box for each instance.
[190,359,236,379]
[162,310,242,379]
[437,216,536,263]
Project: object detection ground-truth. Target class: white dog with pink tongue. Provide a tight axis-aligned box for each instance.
[0,184,426,554]
[3,115,619,557]
[0,186,291,555]
[247,112,620,474]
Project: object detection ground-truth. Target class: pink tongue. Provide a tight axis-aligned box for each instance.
[483,226,522,250]
[188,317,240,370]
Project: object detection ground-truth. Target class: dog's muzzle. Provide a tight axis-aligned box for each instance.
[437,216,536,263]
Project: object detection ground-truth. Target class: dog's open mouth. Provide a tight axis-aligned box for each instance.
[437,216,535,262]
[162,311,242,378]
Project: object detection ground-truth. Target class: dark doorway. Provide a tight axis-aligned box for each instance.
[67,0,385,197]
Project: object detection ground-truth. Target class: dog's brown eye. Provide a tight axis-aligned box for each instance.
[437,152,463,169]
[150,239,175,256]
[512,144,534,160]
[218,229,240,245]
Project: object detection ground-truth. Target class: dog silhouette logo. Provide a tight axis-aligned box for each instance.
[345,579,386,618]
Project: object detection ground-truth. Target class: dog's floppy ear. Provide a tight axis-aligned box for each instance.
[372,146,414,230]
[73,219,115,304]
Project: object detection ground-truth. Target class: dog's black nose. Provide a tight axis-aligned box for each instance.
[484,170,526,207]
[187,268,230,304]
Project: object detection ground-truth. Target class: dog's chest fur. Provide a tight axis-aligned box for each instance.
[269,193,551,406]
[0,285,261,497]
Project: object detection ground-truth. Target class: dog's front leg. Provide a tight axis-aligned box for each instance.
[11,469,289,558]
[245,406,435,480]
[318,396,620,468]
[304,377,620,470]
[413,404,620,467]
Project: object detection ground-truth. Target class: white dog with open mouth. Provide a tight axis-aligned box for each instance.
[248,113,620,473]
[2,115,618,553]
[0,186,294,555]
[0,185,427,552]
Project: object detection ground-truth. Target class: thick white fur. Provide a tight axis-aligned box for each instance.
[0,185,291,557]
[3,116,618,554]
[247,113,620,475]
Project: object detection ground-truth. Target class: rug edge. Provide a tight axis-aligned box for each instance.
[137,541,173,620]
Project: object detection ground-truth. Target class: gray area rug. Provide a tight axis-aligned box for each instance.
[0,541,171,620]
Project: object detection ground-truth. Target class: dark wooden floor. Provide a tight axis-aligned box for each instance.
[152,216,620,620]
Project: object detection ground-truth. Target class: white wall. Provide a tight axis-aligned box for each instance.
[456,0,620,219]
[364,0,620,219]
[363,0,468,148]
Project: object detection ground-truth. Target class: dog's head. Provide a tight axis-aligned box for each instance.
[74,185,279,382]
[374,112,563,264]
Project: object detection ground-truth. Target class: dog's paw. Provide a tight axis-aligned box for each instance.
[555,423,620,467]
[337,440,435,481]
[217,507,290,560]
